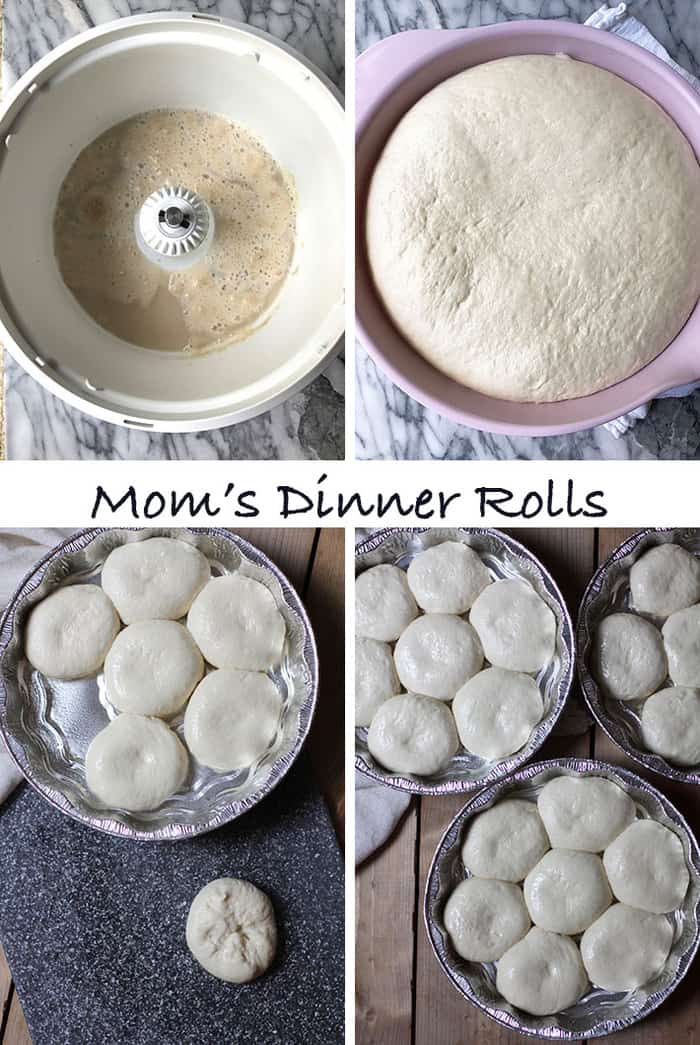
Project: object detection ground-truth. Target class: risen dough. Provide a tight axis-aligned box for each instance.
[603,820,689,913]
[580,904,673,992]
[461,799,549,882]
[406,541,490,614]
[367,693,458,776]
[101,537,210,623]
[187,574,286,671]
[630,544,700,618]
[366,55,700,403]
[452,667,543,760]
[184,669,282,771]
[593,613,667,702]
[186,877,277,983]
[356,637,401,726]
[663,604,700,686]
[25,584,120,680]
[537,775,636,853]
[355,565,418,642]
[444,878,530,961]
[85,713,188,810]
[470,580,555,674]
[524,850,611,934]
[394,614,483,700]
[641,686,700,766]
[104,619,203,717]
[496,928,588,1016]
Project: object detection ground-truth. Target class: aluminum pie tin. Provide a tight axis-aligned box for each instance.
[0,528,318,842]
[425,758,700,1039]
[577,528,700,786]
[354,527,574,795]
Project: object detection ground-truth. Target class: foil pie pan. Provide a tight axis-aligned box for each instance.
[354,527,574,795]
[425,758,700,1038]
[0,527,318,841]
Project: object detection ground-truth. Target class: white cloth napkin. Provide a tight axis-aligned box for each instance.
[356,770,411,866]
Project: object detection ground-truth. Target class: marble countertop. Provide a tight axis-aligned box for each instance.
[2,0,345,460]
[355,0,700,461]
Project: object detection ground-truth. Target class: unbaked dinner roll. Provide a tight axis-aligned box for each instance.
[367,693,458,776]
[603,819,689,913]
[444,878,530,962]
[593,613,667,702]
[187,573,286,671]
[356,637,400,727]
[496,928,588,1016]
[461,799,549,882]
[104,619,204,718]
[470,580,555,674]
[355,564,418,642]
[406,541,490,614]
[184,669,282,771]
[537,775,636,853]
[452,667,543,760]
[640,686,700,766]
[393,614,483,701]
[186,878,277,983]
[662,604,700,686]
[101,537,210,623]
[25,584,120,680]
[630,544,700,618]
[524,850,611,934]
[580,904,673,992]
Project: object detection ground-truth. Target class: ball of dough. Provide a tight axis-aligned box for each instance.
[367,693,458,776]
[187,574,286,671]
[393,614,483,701]
[184,669,282,772]
[524,850,611,934]
[537,775,636,853]
[85,713,188,811]
[452,667,543,760]
[104,620,203,718]
[355,565,418,642]
[186,877,276,983]
[470,580,555,674]
[663,604,700,686]
[356,637,400,727]
[593,613,667,702]
[603,820,689,913]
[444,878,530,962]
[496,928,588,1016]
[630,544,700,619]
[580,904,673,992]
[641,686,700,766]
[406,541,490,614]
[25,584,120,680]
[461,799,549,882]
[101,537,210,624]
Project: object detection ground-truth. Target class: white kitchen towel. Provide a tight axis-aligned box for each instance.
[356,770,411,866]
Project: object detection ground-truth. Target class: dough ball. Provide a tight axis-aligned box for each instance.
[452,667,543,760]
[444,878,530,962]
[101,537,210,624]
[394,614,483,701]
[355,565,418,642]
[187,574,286,671]
[524,850,611,934]
[663,604,700,686]
[593,613,667,702]
[356,637,400,727]
[470,580,555,674]
[406,541,490,614]
[603,820,689,913]
[537,775,636,853]
[641,686,700,766]
[85,713,188,811]
[496,928,588,1016]
[25,584,120,680]
[367,693,458,776]
[186,877,276,983]
[184,669,282,772]
[580,904,673,992]
[461,799,549,882]
[630,544,700,619]
[104,620,203,718]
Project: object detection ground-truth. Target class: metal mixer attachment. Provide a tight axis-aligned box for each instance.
[135,185,215,271]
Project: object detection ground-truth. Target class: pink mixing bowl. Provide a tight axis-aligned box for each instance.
[356,21,700,436]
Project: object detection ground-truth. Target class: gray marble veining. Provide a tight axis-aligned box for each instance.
[3,0,345,460]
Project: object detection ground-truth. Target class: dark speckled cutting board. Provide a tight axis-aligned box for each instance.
[0,757,344,1045]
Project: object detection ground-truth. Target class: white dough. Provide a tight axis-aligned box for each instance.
[537,775,636,853]
[630,544,700,618]
[470,580,555,674]
[355,637,400,727]
[406,541,490,614]
[367,693,458,776]
[580,904,673,992]
[603,820,689,913]
[85,713,188,811]
[184,669,282,771]
[496,928,588,1016]
[444,878,530,962]
[355,565,418,642]
[452,668,543,760]
[187,573,286,671]
[461,799,549,882]
[593,613,667,702]
[186,877,276,983]
[25,584,120,680]
[524,850,611,934]
[101,537,210,624]
[663,604,700,686]
[104,619,204,718]
[393,614,483,700]
[641,686,700,766]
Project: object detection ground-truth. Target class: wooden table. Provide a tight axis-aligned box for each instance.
[356,528,700,1045]
[0,527,345,1045]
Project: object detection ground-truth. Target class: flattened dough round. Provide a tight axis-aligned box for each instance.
[406,541,490,614]
[462,799,549,882]
[593,613,667,702]
[101,537,210,624]
[470,580,555,673]
[630,544,700,618]
[25,584,120,680]
[186,877,276,983]
[85,713,188,811]
[641,686,700,766]
[187,574,286,671]
[580,904,673,992]
[356,637,400,727]
[603,820,689,913]
[452,667,543,760]
[394,614,483,700]
[184,669,282,771]
[496,928,588,1016]
[537,775,636,852]
[355,565,418,642]
[524,850,611,934]
[104,619,203,717]
[367,693,458,776]
[663,604,700,686]
[444,878,530,962]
